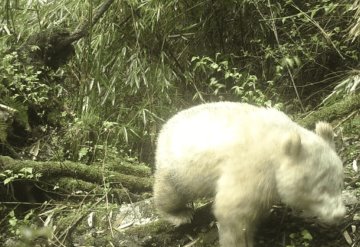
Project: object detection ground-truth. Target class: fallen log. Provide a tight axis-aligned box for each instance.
[0,155,153,194]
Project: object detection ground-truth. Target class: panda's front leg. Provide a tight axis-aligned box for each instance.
[214,172,271,247]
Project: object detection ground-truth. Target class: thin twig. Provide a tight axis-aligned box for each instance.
[56,194,107,242]
[334,110,358,129]
[267,0,305,112]
[102,136,115,238]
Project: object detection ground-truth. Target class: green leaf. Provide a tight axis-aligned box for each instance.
[9,218,17,227]
[210,63,219,70]
[301,229,313,241]
[191,56,199,62]
[4,177,14,185]
[78,147,89,161]
[20,167,33,174]
[289,233,296,239]
[209,77,218,86]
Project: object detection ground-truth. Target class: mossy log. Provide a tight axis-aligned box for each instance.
[0,155,153,194]
[297,94,360,128]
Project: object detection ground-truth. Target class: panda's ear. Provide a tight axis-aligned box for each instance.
[315,121,335,149]
[283,132,302,157]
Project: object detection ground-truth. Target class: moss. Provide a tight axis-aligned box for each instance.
[298,94,360,128]
[0,155,153,193]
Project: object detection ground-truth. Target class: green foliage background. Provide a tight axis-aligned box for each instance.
[0,0,359,163]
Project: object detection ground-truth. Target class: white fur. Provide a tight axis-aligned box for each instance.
[153,102,345,247]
